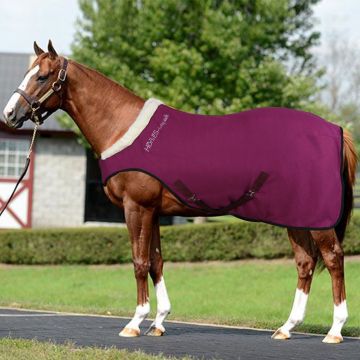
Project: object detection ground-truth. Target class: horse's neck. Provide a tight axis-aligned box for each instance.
[62,60,145,155]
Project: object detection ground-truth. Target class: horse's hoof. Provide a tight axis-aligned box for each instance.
[322,334,343,344]
[271,328,290,340]
[119,327,140,337]
[145,325,164,336]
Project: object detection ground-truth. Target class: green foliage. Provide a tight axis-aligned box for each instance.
[160,221,291,261]
[2,212,360,264]
[338,103,360,154]
[341,212,360,255]
[62,0,324,139]
[0,227,131,264]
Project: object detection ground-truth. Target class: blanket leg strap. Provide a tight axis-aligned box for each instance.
[174,171,269,215]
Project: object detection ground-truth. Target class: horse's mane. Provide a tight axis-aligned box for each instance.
[69,60,131,96]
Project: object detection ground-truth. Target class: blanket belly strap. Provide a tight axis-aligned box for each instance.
[174,171,269,214]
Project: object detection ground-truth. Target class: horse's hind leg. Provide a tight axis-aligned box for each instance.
[272,229,317,340]
[311,229,348,344]
[145,217,171,336]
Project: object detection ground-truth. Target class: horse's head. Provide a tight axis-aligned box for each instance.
[3,40,68,128]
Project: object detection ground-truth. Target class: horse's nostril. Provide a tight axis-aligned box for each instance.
[6,108,15,120]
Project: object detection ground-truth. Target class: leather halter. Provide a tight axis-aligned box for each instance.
[15,57,68,125]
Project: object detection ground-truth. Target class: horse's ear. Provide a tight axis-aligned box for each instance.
[47,40,58,59]
[33,41,44,56]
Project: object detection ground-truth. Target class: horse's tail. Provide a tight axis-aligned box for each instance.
[335,129,358,243]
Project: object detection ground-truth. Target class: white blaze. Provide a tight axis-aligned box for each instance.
[3,65,39,120]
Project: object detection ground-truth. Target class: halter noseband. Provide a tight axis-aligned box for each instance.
[15,57,68,125]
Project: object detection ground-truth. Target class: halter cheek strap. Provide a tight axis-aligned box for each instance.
[15,57,68,125]
[0,58,68,220]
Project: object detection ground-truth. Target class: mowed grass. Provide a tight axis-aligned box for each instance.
[0,338,192,360]
[0,260,359,336]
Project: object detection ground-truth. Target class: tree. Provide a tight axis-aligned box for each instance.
[320,35,360,112]
[66,0,322,121]
[62,0,325,224]
[318,34,360,151]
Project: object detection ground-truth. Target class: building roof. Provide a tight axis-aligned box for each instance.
[0,52,72,133]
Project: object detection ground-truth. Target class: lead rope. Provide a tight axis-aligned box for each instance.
[0,124,38,217]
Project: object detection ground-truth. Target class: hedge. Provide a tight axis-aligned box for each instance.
[0,213,360,264]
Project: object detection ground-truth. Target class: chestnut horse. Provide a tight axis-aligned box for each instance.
[3,41,357,343]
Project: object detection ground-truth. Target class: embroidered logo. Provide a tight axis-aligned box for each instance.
[144,114,169,152]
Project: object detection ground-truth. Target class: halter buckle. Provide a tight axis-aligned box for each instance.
[58,68,67,82]
[52,82,62,92]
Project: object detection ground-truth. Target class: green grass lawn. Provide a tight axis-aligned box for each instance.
[0,338,192,360]
[0,260,359,337]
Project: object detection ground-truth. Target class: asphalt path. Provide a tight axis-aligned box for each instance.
[0,308,358,360]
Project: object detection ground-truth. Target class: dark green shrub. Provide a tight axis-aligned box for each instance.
[0,213,359,264]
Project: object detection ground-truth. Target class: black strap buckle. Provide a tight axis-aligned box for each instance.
[246,190,256,199]
[174,171,269,214]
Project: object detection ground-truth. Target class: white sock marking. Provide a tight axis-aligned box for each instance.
[3,65,39,120]
[328,301,348,338]
[152,276,171,332]
[125,302,150,331]
[280,288,308,335]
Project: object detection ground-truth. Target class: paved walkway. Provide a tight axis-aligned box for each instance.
[0,308,358,359]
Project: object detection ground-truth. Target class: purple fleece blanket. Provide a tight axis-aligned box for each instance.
[99,101,343,229]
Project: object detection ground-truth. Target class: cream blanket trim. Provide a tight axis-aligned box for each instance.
[100,98,163,160]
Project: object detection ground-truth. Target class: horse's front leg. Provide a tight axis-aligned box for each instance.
[145,217,171,336]
[119,202,155,337]
[272,229,317,340]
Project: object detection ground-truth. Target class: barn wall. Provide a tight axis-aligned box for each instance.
[32,137,86,227]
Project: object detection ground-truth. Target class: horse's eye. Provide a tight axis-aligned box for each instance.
[37,75,48,82]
